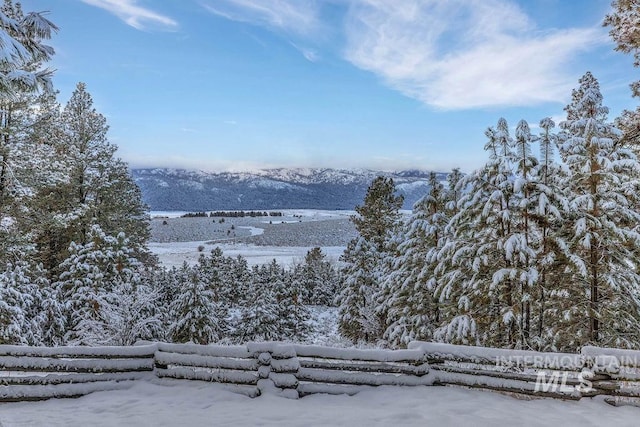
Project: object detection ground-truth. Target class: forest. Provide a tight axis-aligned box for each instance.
[2,0,640,353]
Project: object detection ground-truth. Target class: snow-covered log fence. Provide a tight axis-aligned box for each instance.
[2,342,640,404]
[293,344,432,397]
[154,342,261,397]
[580,346,640,404]
[0,344,156,402]
[409,342,587,400]
[410,342,640,403]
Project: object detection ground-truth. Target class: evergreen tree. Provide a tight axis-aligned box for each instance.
[238,264,280,342]
[435,119,522,347]
[337,176,403,343]
[605,0,640,146]
[0,1,58,266]
[0,261,39,344]
[382,172,447,347]
[57,225,145,345]
[292,247,338,306]
[557,72,640,349]
[51,82,152,277]
[270,260,310,341]
[168,263,224,345]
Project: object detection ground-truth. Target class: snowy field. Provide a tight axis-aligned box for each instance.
[148,241,346,268]
[148,210,355,267]
[0,380,637,426]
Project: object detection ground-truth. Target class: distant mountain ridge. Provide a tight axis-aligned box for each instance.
[132,168,448,211]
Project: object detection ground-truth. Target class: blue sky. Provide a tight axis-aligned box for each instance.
[21,0,637,172]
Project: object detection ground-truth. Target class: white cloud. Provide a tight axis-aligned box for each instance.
[200,0,605,110]
[81,0,177,30]
[125,154,284,173]
[290,42,320,62]
[202,0,320,36]
[344,0,605,109]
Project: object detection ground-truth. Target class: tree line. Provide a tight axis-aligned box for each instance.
[337,71,640,352]
[3,0,640,352]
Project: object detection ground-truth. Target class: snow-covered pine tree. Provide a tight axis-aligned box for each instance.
[57,225,149,345]
[237,264,280,342]
[168,263,224,345]
[435,118,528,348]
[292,247,338,306]
[53,82,152,276]
[110,279,163,346]
[0,1,58,267]
[351,176,404,252]
[381,172,447,347]
[527,117,571,350]
[511,120,541,347]
[0,261,41,344]
[337,176,403,343]
[36,279,65,346]
[557,72,640,349]
[337,236,381,342]
[18,91,70,276]
[605,0,640,146]
[444,168,464,216]
[197,247,237,310]
[229,255,252,306]
[268,259,310,341]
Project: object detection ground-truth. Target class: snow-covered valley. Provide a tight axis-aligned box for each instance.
[147,210,354,267]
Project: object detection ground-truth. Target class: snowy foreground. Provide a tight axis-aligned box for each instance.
[0,380,637,426]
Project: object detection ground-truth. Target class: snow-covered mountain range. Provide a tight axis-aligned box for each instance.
[132,168,448,211]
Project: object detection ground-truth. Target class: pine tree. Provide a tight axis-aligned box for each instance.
[51,83,152,277]
[57,225,146,345]
[337,176,403,343]
[238,264,280,342]
[197,247,237,310]
[557,72,640,349]
[108,278,163,346]
[269,260,310,341]
[0,261,41,344]
[351,176,404,252]
[604,0,640,146]
[435,118,527,347]
[382,172,447,347]
[293,247,338,306]
[168,263,224,345]
[0,1,58,267]
[37,281,65,346]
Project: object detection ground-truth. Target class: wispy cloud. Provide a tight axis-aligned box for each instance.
[290,42,320,62]
[81,0,177,30]
[344,0,605,110]
[202,0,320,36]
[201,0,605,110]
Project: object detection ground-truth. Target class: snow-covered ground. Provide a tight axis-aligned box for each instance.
[0,380,637,426]
[148,241,346,268]
[147,209,355,264]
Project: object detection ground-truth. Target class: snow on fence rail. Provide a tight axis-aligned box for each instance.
[409,341,640,404]
[154,342,261,397]
[0,344,157,402]
[1,342,640,404]
[292,344,432,397]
